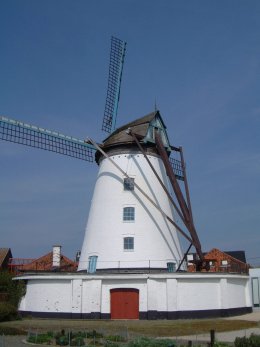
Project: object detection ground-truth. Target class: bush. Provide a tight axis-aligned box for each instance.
[0,271,26,322]
[106,334,127,342]
[55,329,69,346]
[0,302,18,321]
[0,326,26,335]
[127,337,176,347]
[88,340,104,346]
[87,329,104,338]
[249,334,260,347]
[234,336,252,347]
[213,343,230,347]
[27,333,53,344]
[72,330,86,338]
[56,334,69,346]
[104,341,122,347]
[70,336,85,346]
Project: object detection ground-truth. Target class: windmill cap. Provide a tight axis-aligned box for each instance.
[95,110,172,164]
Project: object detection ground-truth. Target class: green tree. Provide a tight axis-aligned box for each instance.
[0,271,26,321]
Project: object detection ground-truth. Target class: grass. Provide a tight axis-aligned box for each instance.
[0,318,258,337]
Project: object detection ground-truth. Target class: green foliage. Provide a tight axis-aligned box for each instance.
[70,330,86,338]
[213,342,230,347]
[248,333,260,347]
[56,334,69,346]
[0,302,18,321]
[106,334,127,342]
[87,329,104,338]
[0,326,26,335]
[0,271,26,322]
[88,340,104,346]
[27,333,53,344]
[104,341,122,347]
[234,336,250,347]
[70,336,85,346]
[127,336,176,347]
[234,334,260,347]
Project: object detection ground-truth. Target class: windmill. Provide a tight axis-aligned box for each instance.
[0,36,204,273]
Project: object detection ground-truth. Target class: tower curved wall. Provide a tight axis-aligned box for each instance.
[78,150,183,271]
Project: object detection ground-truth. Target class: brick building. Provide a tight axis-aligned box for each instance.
[0,248,12,271]
[187,248,249,273]
[9,246,77,274]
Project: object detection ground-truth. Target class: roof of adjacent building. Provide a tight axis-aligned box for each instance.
[21,251,77,272]
[0,248,12,267]
[188,248,247,264]
[225,251,247,263]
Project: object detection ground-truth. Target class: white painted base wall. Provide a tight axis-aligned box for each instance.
[17,272,252,319]
[249,268,260,308]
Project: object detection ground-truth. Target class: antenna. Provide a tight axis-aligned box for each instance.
[102,36,127,134]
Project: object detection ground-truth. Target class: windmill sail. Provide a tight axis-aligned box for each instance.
[0,116,95,162]
[102,36,127,133]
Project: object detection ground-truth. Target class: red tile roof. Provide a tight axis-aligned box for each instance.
[20,251,77,272]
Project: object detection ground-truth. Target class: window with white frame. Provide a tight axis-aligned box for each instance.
[88,255,98,273]
[123,207,135,221]
[124,237,134,251]
[167,262,176,273]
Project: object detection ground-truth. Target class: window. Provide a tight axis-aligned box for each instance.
[88,256,98,273]
[124,237,134,251]
[124,177,134,191]
[123,207,135,221]
[167,262,176,273]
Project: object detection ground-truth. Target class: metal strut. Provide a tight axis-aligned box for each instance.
[154,132,204,263]
[128,130,189,229]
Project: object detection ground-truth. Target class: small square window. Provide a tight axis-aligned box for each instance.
[167,262,176,273]
[124,237,134,250]
[123,207,135,221]
[124,177,135,191]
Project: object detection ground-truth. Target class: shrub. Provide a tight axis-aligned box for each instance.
[0,302,18,321]
[87,329,104,338]
[234,336,250,347]
[56,334,69,346]
[67,330,86,340]
[106,334,127,342]
[88,340,104,346]
[0,271,26,322]
[249,334,260,347]
[27,333,53,344]
[104,341,122,347]
[127,337,176,347]
[70,336,85,346]
[0,326,26,335]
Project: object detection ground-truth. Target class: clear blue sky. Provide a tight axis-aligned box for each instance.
[1,1,259,265]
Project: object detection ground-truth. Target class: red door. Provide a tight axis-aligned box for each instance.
[110,288,139,319]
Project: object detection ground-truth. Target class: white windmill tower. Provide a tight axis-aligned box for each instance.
[78,111,184,272]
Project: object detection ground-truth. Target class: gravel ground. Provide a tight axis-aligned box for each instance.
[0,335,27,347]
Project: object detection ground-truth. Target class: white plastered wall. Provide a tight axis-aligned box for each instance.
[78,153,183,271]
[17,273,251,316]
